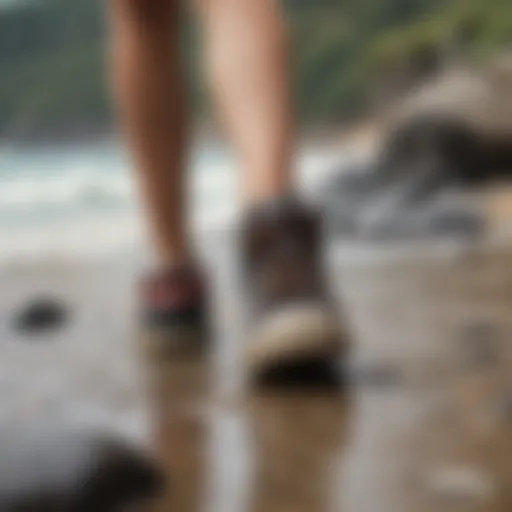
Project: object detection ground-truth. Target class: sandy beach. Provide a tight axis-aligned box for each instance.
[3,138,512,509]
[2,222,512,510]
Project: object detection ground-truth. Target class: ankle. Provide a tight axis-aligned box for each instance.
[153,242,194,271]
[242,194,315,222]
[140,264,205,307]
[243,190,296,209]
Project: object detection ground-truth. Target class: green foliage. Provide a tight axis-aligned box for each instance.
[0,0,509,138]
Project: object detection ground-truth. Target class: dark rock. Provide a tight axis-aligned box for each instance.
[387,55,512,185]
[320,129,482,241]
[356,172,482,241]
[0,425,164,512]
[322,54,512,241]
[379,114,484,187]
[13,298,68,334]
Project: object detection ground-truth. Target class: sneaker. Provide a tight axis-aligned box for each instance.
[138,265,208,361]
[241,197,350,387]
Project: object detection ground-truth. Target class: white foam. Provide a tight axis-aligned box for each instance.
[0,142,349,261]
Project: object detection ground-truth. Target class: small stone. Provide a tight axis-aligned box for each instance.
[13,298,68,334]
[426,466,496,504]
[0,424,164,511]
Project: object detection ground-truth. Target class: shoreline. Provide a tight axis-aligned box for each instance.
[0,123,376,150]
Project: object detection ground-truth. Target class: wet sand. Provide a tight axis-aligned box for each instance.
[2,228,512,511]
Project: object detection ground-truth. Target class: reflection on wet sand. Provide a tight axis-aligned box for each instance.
[145,350,350,512]
[5,235,512,510]
[142,242,512,512]
[247,391,350,512]
[145,356,211,512]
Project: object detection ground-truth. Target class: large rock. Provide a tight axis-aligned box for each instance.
[322,159,482,240]
[0,425,163,511]
[393,54,512,138]
[383,54,512,184]
[322,54,512,240]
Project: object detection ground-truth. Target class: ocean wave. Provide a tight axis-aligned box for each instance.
[0,171,133,213]
[0,144,346,260]
[0,145,344,215]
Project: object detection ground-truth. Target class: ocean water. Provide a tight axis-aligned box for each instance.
[0,140,346,262]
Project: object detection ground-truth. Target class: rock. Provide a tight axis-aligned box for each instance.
[387,54,512,184]
[425,466,496,504]
[320,162,381,237]
[0,425,164,511]
[379,114,485,186]
[356,177,482,241]
[321,128,483,241]
[322,53,512,241]
[13,298,68,334]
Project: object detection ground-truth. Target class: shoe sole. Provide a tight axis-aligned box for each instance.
[244,304,349,387]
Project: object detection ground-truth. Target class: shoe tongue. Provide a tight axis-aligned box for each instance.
[242,199,323,305]
[244,199,320,266]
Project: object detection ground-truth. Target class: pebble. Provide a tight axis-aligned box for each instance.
[0,424,164,511]
[13,298,69,334]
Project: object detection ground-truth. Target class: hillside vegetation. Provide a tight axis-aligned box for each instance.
[0,0,510,139]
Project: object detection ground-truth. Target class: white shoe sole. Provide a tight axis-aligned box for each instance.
[245,304,347,373]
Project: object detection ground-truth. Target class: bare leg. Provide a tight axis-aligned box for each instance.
[198,0,294,203]
[109,0,189,267]
[197,0,349,383]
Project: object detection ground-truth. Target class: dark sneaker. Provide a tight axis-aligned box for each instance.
[241,197,350,387]
[138,265,208,361]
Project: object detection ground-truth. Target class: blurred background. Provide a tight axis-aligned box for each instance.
[2,0,512,134]
[2,0,512,510]
[1,0,512,256]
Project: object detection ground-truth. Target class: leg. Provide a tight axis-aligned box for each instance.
[109,0,208,358]
[197,0,293,202]
[197,0,349,386]
[109,0,189,267]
